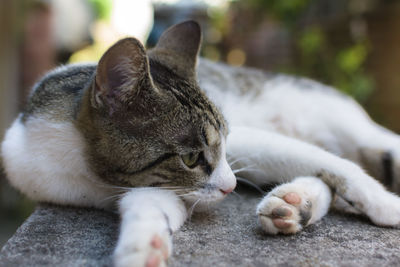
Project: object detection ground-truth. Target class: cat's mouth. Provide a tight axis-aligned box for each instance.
[181,181,236,212]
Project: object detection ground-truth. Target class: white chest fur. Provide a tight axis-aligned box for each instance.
[1,116,114,209]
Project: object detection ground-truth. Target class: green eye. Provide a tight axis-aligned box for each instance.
[181,152,200,168]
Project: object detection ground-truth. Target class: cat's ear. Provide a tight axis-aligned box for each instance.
[93,37,153,108]
[149,20,202,79]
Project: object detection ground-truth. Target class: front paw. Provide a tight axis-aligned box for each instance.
[256,185,313,235]
[114,226,172,267]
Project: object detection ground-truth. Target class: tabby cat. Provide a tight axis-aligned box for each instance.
[2,21,400,267]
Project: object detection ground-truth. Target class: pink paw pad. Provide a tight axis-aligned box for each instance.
[272,218,292,229]
[272,207,292,217]
[150,235,169,260]
[150,235,163,249]
[283,192,301,205]
[146,255,161,267]
[271,206,293,229]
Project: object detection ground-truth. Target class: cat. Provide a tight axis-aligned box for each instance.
[1,20,400,267]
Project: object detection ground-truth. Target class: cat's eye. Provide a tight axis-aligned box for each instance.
[181,152,201,168]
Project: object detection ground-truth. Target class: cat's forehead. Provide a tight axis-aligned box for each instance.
[148,57,228,137]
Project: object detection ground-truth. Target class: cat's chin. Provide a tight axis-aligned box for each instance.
[181,191,228,213]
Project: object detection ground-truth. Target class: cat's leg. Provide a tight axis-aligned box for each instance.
[274,88,400,194]
[325,120,400,214]
[114,188,187,267]
[291,99,400,194]
[227,126,400,234]
[349,123,400,193]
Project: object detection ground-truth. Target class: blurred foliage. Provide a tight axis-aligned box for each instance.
[246,0,312,27]
[294,26,373,102]
[88,0,112,20]
[209,0,375,102]
[298,26,324,55]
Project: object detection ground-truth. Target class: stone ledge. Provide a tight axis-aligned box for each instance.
[1,186,400,267]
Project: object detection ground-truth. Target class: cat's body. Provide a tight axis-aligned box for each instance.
[2,21,400,267]
[199,58,400,188]
[199,59,393,172]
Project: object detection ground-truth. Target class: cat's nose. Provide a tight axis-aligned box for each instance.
[219,173,237,195]
[219,186,235,195]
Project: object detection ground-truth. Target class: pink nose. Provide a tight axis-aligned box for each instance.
[219,187,234,195]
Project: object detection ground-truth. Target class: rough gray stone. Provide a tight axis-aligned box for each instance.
[0,205,119,267]
[1,186,399,267]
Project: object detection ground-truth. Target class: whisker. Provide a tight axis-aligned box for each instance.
[159,186,190,189]
[176,192,195,197]
[233,168,264,175]
[231,190,242,199]
[81,176,118,189]
[236,177,265,194]
[84,180,134,192]
[228,156,249,166]
[188,198,201,219]
[163,188,196,193]
[100,193,124,204]
[228,151,263,166]
[232,164,257,173]
[107,186,132,191]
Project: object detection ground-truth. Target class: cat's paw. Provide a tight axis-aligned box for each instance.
[113,226,172,267]
[256,177,332,235]
[257,190,312,234]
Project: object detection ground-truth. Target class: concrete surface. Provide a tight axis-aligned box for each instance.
[1,186,399,267]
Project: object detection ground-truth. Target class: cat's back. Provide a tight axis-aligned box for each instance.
[197,58,341,99]
[197,58,272,96]
[22,63,96,122]
[197,58,368,150]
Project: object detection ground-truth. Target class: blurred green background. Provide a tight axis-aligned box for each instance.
[1,0,400,247]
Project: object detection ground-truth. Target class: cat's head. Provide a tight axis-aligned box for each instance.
[79,21,236,208]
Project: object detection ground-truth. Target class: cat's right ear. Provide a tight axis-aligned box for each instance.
[149,20,201,80]
[93,38,153,109]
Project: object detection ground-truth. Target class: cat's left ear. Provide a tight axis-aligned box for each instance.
[149,20,202,80]
[93,37,154,108]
